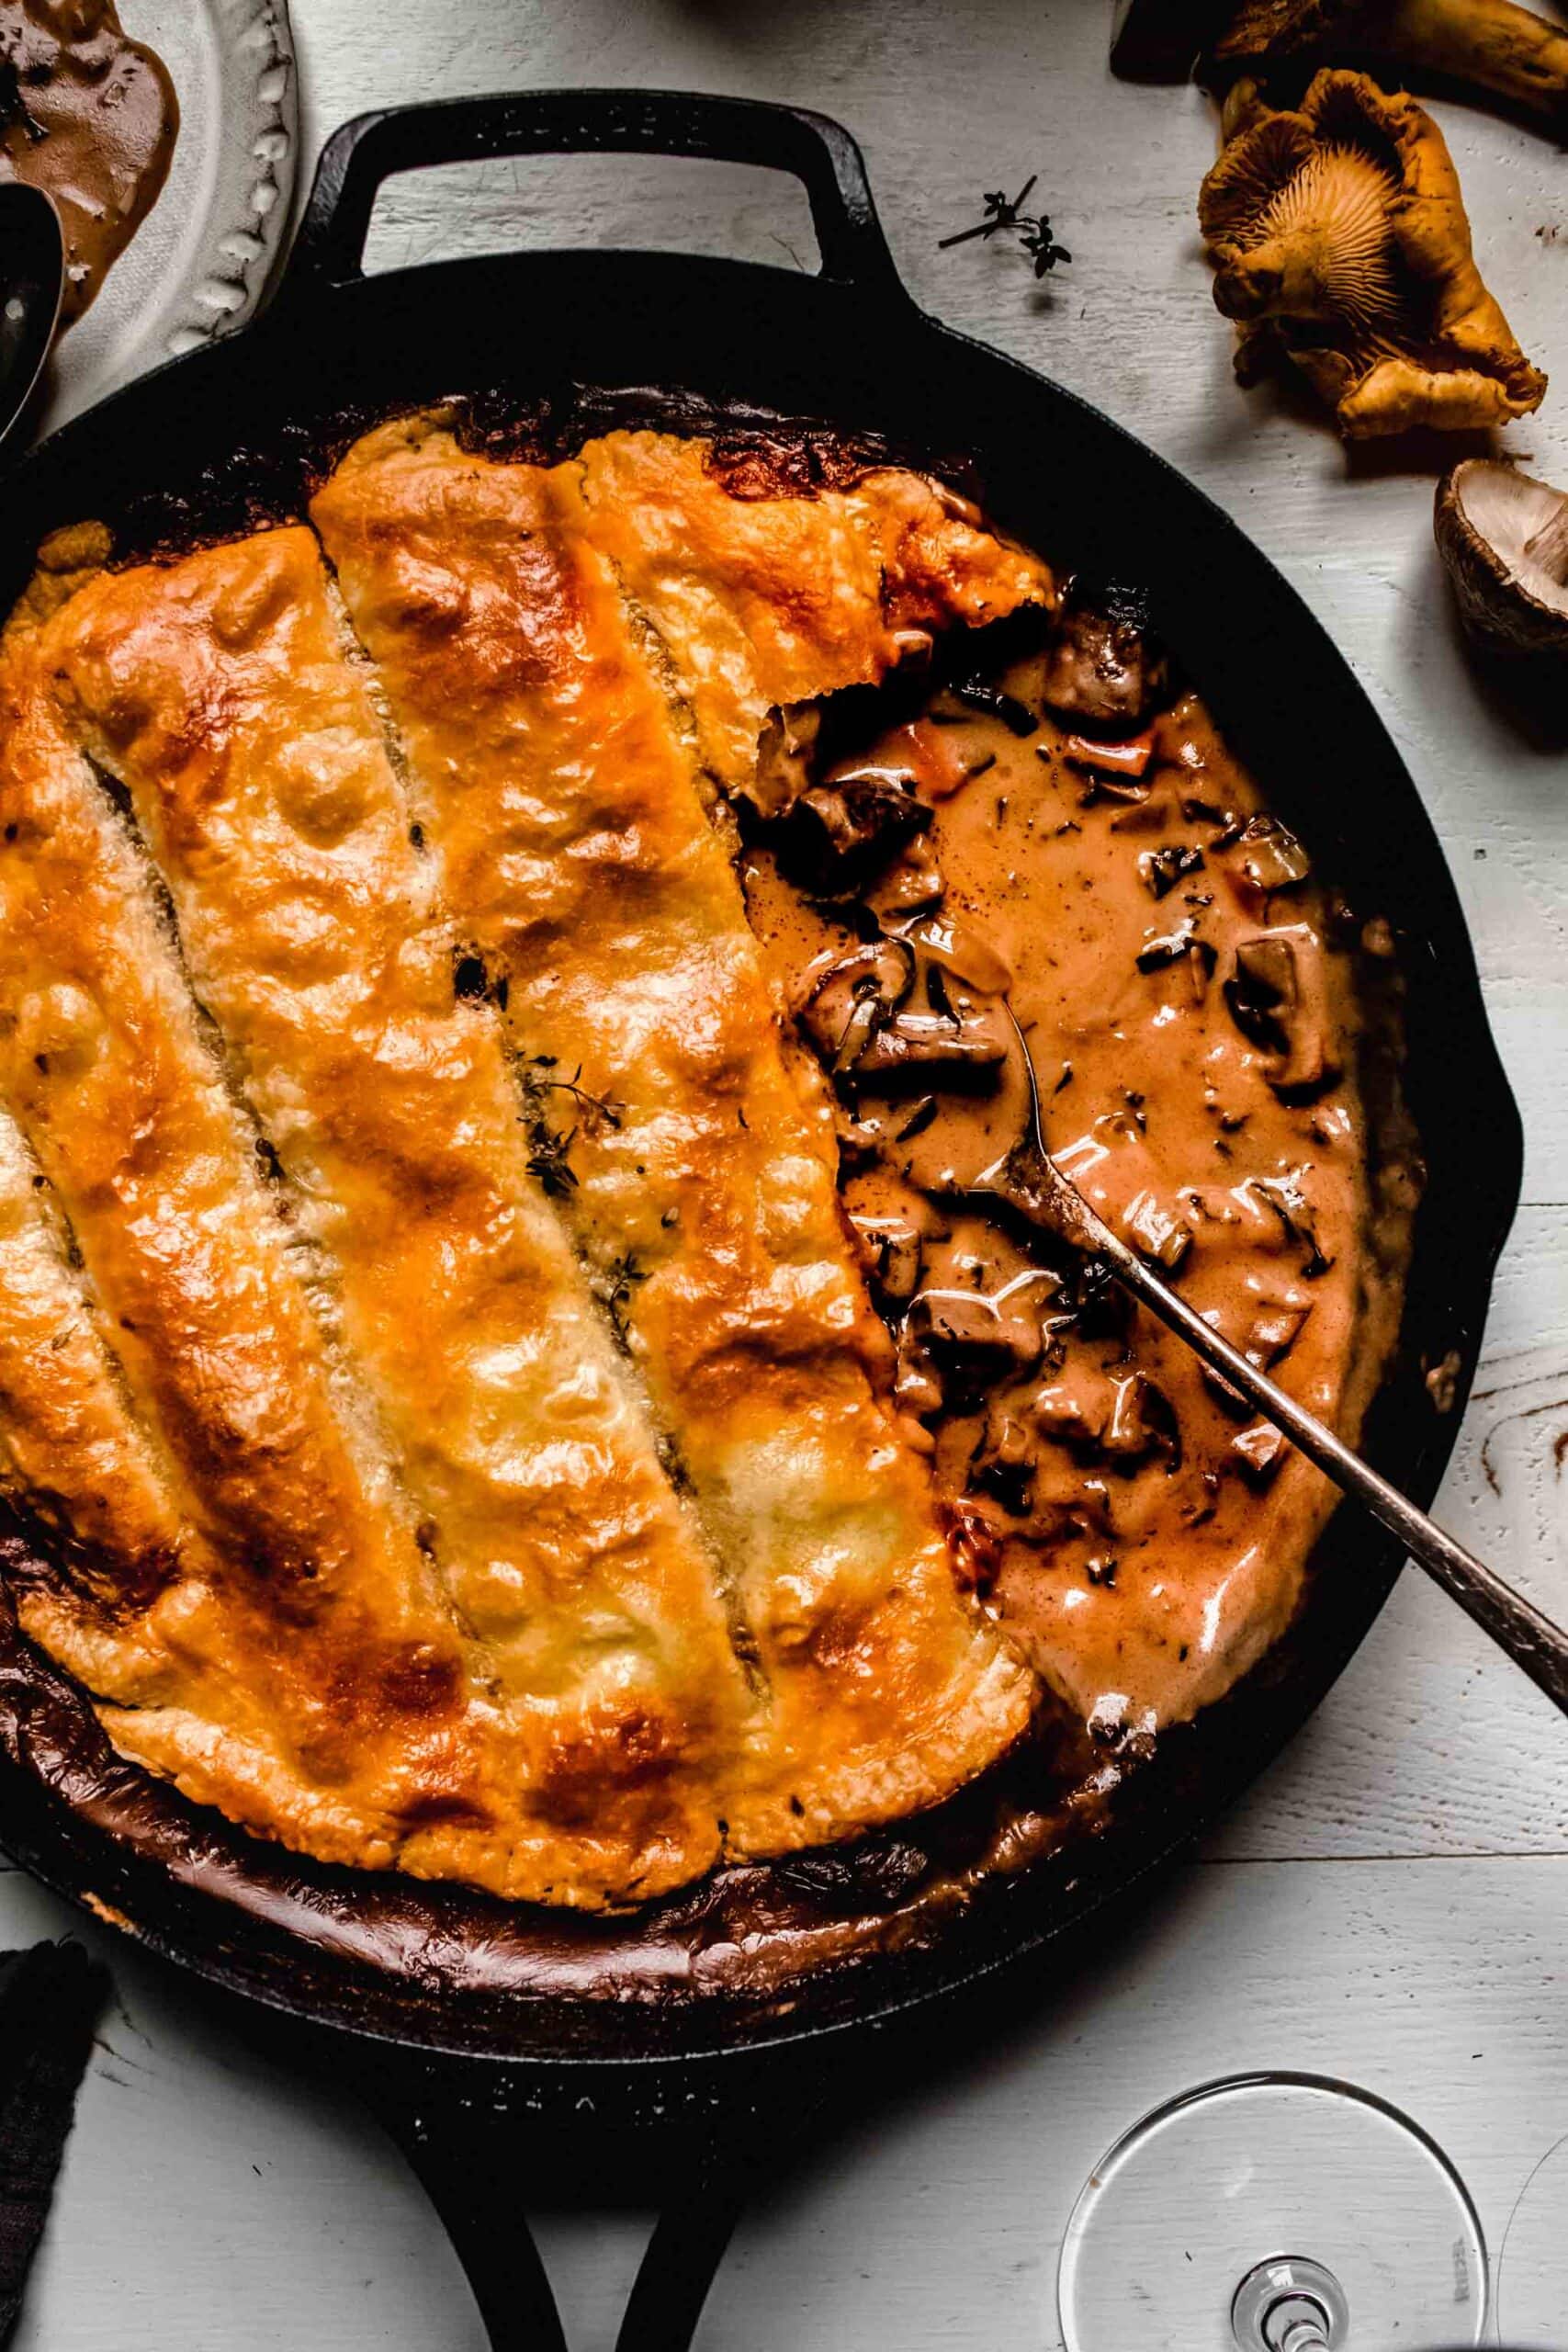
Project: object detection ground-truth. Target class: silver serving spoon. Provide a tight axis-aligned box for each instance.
[970,1006,1568,1716]
[0,183,62,453]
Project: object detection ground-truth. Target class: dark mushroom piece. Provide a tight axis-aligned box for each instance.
[893,1323,943,1419]
[1041,580,1170,734]
[849,1210,925,1305]
[907,1285,1043,1408]
[1062,729,1158,797]
[851,995,1011,1088]
[1224,928,1338,1098]
[1137,918,1217,1005]
[1228,813,1311,899]
[832,1102,886,1172]
[791,763,933,889]
[798,939,915,1074]
[871,832,945,917]
[968,1408,1037,1514]
[1140,842,1206,899]
[1202,1296,1313,1416]
[900,914,1015,996]
[1229,1419,1289,1486]
[1249,1170,1333,1279]
[1104,1370,1181,1464]
[948,675,1039,736]
[1029,1364,1113,1449]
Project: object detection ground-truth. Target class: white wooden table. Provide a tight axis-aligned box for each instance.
[7,3,1567,2345]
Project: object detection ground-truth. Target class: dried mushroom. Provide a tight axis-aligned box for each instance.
[852,998,1010,1085]
[1435,458,1568,674]
[1199,70,1546,436]
[1210,0,1568,141]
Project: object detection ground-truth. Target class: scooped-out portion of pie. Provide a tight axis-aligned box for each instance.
[0,417,1050,1909]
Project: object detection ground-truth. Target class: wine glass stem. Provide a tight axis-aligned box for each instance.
[1246,2286,1338,2352]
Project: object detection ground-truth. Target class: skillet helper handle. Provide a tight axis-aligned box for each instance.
[367,2053,833,2352]
[287,87,908,305]
[375,2092,569,2352]
[1077,1211,1568,1718]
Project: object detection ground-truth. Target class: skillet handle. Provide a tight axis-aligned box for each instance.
[360,2049,835,2352]
[285,88,909,306]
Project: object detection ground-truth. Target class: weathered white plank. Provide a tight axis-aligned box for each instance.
[8,1855,1568,2350]
[543,1856,1568,2351]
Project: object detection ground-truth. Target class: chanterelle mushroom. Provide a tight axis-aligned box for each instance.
[1209,0,1568,140]
[1435,458,1568,672]
[1198,69,1547,435]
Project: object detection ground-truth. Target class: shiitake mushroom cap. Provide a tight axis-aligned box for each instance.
[1435,458,1568,672]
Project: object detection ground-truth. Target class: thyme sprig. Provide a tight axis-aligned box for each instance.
[599,1250,649,1343]
[525,1118,579,1201]
[939,175,1072,279]
[525,1054,622,1136]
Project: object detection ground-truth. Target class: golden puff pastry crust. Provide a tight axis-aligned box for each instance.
[0,417,1051,1910]
[573,429,1056,803]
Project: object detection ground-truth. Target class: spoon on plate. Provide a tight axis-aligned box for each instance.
[0,183,62,452]
[968,1005,1568,1718]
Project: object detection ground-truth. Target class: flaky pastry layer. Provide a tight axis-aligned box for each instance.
[0,419,1051,1907]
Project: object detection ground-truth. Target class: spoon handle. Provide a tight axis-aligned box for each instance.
[998,1165,1568,1717]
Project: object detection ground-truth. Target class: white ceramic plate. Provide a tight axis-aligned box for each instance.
[38,0,298,432]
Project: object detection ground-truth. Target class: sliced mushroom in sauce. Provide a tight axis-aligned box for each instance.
[849,1210,925,1305]
[798,939,915,1073]
[1039,580,1170,733]
[907,1286,1043,1408]
[736,569,1387,1750]
[1224,929,1339,1099]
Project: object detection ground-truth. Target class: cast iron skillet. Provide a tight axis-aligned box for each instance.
[0,91,1521,2348]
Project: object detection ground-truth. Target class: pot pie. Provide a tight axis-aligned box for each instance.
[0,414,1395,1911]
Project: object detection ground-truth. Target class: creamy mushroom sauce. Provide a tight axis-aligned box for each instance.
[0,0,178,326]
[742,607,1408,1749]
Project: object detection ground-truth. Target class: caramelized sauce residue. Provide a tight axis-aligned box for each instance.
[745,615,1413,1758]
[0,0,178,324]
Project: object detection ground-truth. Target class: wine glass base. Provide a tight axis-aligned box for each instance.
[1056,2072,1487,2351]
[1497,2128,1568,2347]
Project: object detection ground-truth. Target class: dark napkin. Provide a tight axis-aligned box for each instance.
[0,1941,109,2346]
